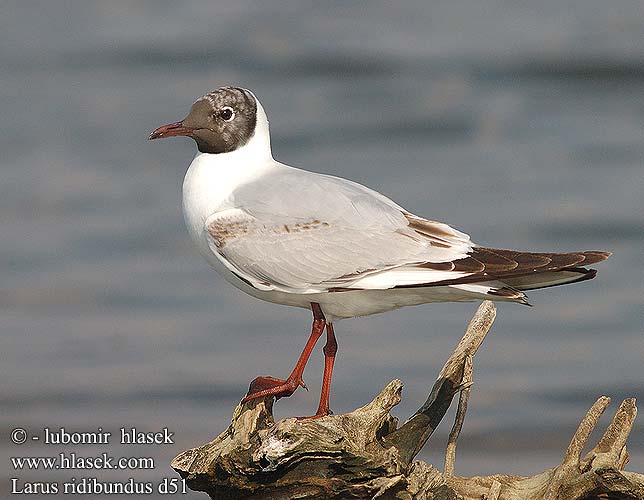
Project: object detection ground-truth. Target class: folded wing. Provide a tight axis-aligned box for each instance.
[204,169,609,298]
[205,208,474,293]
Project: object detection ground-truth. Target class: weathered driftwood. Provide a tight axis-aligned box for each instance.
[172,301,643,500]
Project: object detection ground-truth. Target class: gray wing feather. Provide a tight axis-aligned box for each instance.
[206,167,474,293]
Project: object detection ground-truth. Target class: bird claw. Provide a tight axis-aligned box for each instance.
[242,375,306,403]
[295,408,332,421]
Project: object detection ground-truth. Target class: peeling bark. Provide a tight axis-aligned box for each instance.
[172,301,643,500]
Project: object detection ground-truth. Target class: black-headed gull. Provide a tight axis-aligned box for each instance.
[149,87,610,418]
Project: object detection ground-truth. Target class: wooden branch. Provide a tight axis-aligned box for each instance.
[448,396,643,500]
[171,301,643,500]
[444,353,473,478]
[383,300,496,464]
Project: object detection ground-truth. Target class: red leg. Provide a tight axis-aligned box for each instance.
[295,322,338,420]
[315,322,337,417]
[242,303,326,403]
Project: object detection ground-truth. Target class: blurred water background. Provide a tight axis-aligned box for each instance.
[1,1,643,498]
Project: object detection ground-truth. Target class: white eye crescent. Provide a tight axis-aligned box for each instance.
[219,106,235,121]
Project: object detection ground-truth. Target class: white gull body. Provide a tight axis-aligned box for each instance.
[181,99,515,320]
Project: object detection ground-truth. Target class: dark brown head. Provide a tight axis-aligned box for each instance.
[149,87,258,154]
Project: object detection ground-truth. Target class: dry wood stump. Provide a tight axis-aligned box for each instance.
[172,302,643,500]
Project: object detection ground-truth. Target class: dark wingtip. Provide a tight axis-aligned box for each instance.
[530,267,598,290]
[572,268,598,282]
[582,251,612,265]
[561,267,599,287]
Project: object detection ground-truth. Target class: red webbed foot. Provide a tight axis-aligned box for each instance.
[242,375,307,403]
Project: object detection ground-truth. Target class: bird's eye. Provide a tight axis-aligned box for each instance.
[219,107,235,121]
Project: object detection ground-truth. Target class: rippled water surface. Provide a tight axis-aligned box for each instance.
[2,2,643,498]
